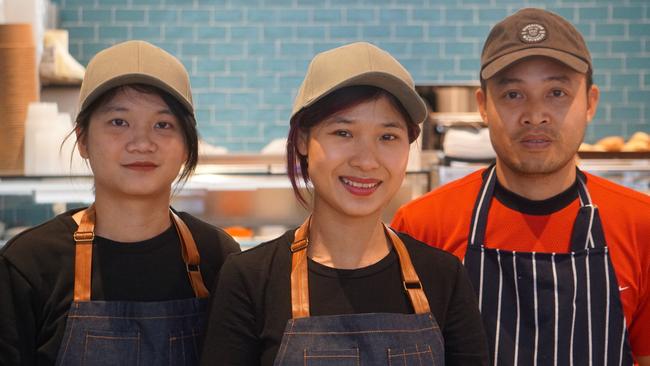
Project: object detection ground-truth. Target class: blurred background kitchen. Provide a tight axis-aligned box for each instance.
[1,0,648,248]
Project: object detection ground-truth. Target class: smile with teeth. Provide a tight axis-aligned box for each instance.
[340,177,381,189]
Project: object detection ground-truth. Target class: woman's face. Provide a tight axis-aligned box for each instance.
[298,95,410,220]
[78,87,188,200]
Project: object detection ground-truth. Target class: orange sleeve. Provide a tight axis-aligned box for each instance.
[390,206,410,233]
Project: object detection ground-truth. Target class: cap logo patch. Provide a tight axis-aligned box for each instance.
[520,23,547,43]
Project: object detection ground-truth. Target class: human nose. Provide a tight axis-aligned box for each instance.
[349,138,380,171]
[126,125,156,153]
[521,98,550,126]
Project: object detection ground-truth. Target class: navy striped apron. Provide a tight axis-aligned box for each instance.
[463,165,633,366]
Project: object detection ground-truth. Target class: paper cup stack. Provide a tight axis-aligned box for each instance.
[0,24,39,175]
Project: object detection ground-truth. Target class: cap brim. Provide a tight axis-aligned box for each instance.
[481,48,589,79]
[79,73,195,117]
[299,71,428,125]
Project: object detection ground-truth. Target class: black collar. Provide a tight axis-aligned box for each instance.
[492,170,586,216]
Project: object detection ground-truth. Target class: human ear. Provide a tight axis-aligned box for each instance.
[476,87,488,124]
[296,130,309,157]
[76,127,89,159]
[586,84,600,123]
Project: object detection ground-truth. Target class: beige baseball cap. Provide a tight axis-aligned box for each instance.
[481,8,592,80]
[78,40,194,117]
[292,42,427,125]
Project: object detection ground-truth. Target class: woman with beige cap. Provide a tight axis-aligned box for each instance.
[200,42,488,366]
[0,40,239,366]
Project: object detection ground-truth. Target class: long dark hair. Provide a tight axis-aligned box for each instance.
[69,84,199,188]
[287,85,421,207]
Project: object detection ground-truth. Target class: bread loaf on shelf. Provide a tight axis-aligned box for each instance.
[581,132,649,153]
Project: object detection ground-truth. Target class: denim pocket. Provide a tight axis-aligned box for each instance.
[82,330,140,366]
[303,347,360,366]
[168,328,201,366]
[387,344,435,366]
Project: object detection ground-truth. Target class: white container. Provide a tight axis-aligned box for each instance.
[24,102,89,175]
[24,102,57,175]
[443,127,496,160]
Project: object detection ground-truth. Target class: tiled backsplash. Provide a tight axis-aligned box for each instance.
[54,0,650,152]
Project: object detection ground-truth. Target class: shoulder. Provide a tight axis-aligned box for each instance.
[175,211,240,255]
[585,172,650,209]
[397,169,484,215]
[225,230,293,272]
[1,209,79,265]
[396,231,462,273]
[584,173,650,227]
[217,230,293,293]
[0,209,81,289]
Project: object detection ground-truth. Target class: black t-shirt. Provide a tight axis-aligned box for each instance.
[200,230,489,366]
[0,208,240,366]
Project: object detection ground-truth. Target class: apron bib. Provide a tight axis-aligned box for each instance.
[273,218,445,366]
[55,205,210,366]
[463,165,633,366]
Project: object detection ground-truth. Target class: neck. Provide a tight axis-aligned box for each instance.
[307,208,390,270]
[92,191,172,242]
[495,159,577,201]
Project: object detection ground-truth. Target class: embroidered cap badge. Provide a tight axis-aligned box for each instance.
[520,23,547,43]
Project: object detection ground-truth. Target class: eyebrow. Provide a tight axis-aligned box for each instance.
[328,116,406,129]
[496,75,572,86]
[98,104,173,115]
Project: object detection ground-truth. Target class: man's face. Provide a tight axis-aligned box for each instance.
[476,56,599,177]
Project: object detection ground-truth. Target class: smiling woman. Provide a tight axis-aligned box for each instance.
[0,41,240,366]
[201,42,489,366]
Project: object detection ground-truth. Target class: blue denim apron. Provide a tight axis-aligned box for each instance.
[273,219,445,366]
[54,205,210,366]
[463,165,633,365]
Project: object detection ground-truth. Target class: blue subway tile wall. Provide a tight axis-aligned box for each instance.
[54,0,650,151]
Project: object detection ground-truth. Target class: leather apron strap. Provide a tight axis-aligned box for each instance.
[290,217,431,318]
[385,227,431,315]
[72,207,94,302]
[72,205,209,301]
[170,210,210,298]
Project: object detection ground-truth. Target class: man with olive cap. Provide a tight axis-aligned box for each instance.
[393,8,650,365]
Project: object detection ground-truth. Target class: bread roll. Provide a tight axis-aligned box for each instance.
[622,140,649,152]
[629,131,649,143]
[595,136,625,152]
[579,143,605,152]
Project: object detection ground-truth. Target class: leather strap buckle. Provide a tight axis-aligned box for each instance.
[73,231,94,243]
[291,239,308,253]
[403,280,423,292]
[187,263,200,273]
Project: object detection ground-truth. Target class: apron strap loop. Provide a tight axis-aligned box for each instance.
[72,205,209,302]
[468,165,497,247]
[290,219,311,318]
[575,171,592,206]
[386,228,431,314]
[170,210,209,299]
[289,217,431,319]
[73,205,95,302]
